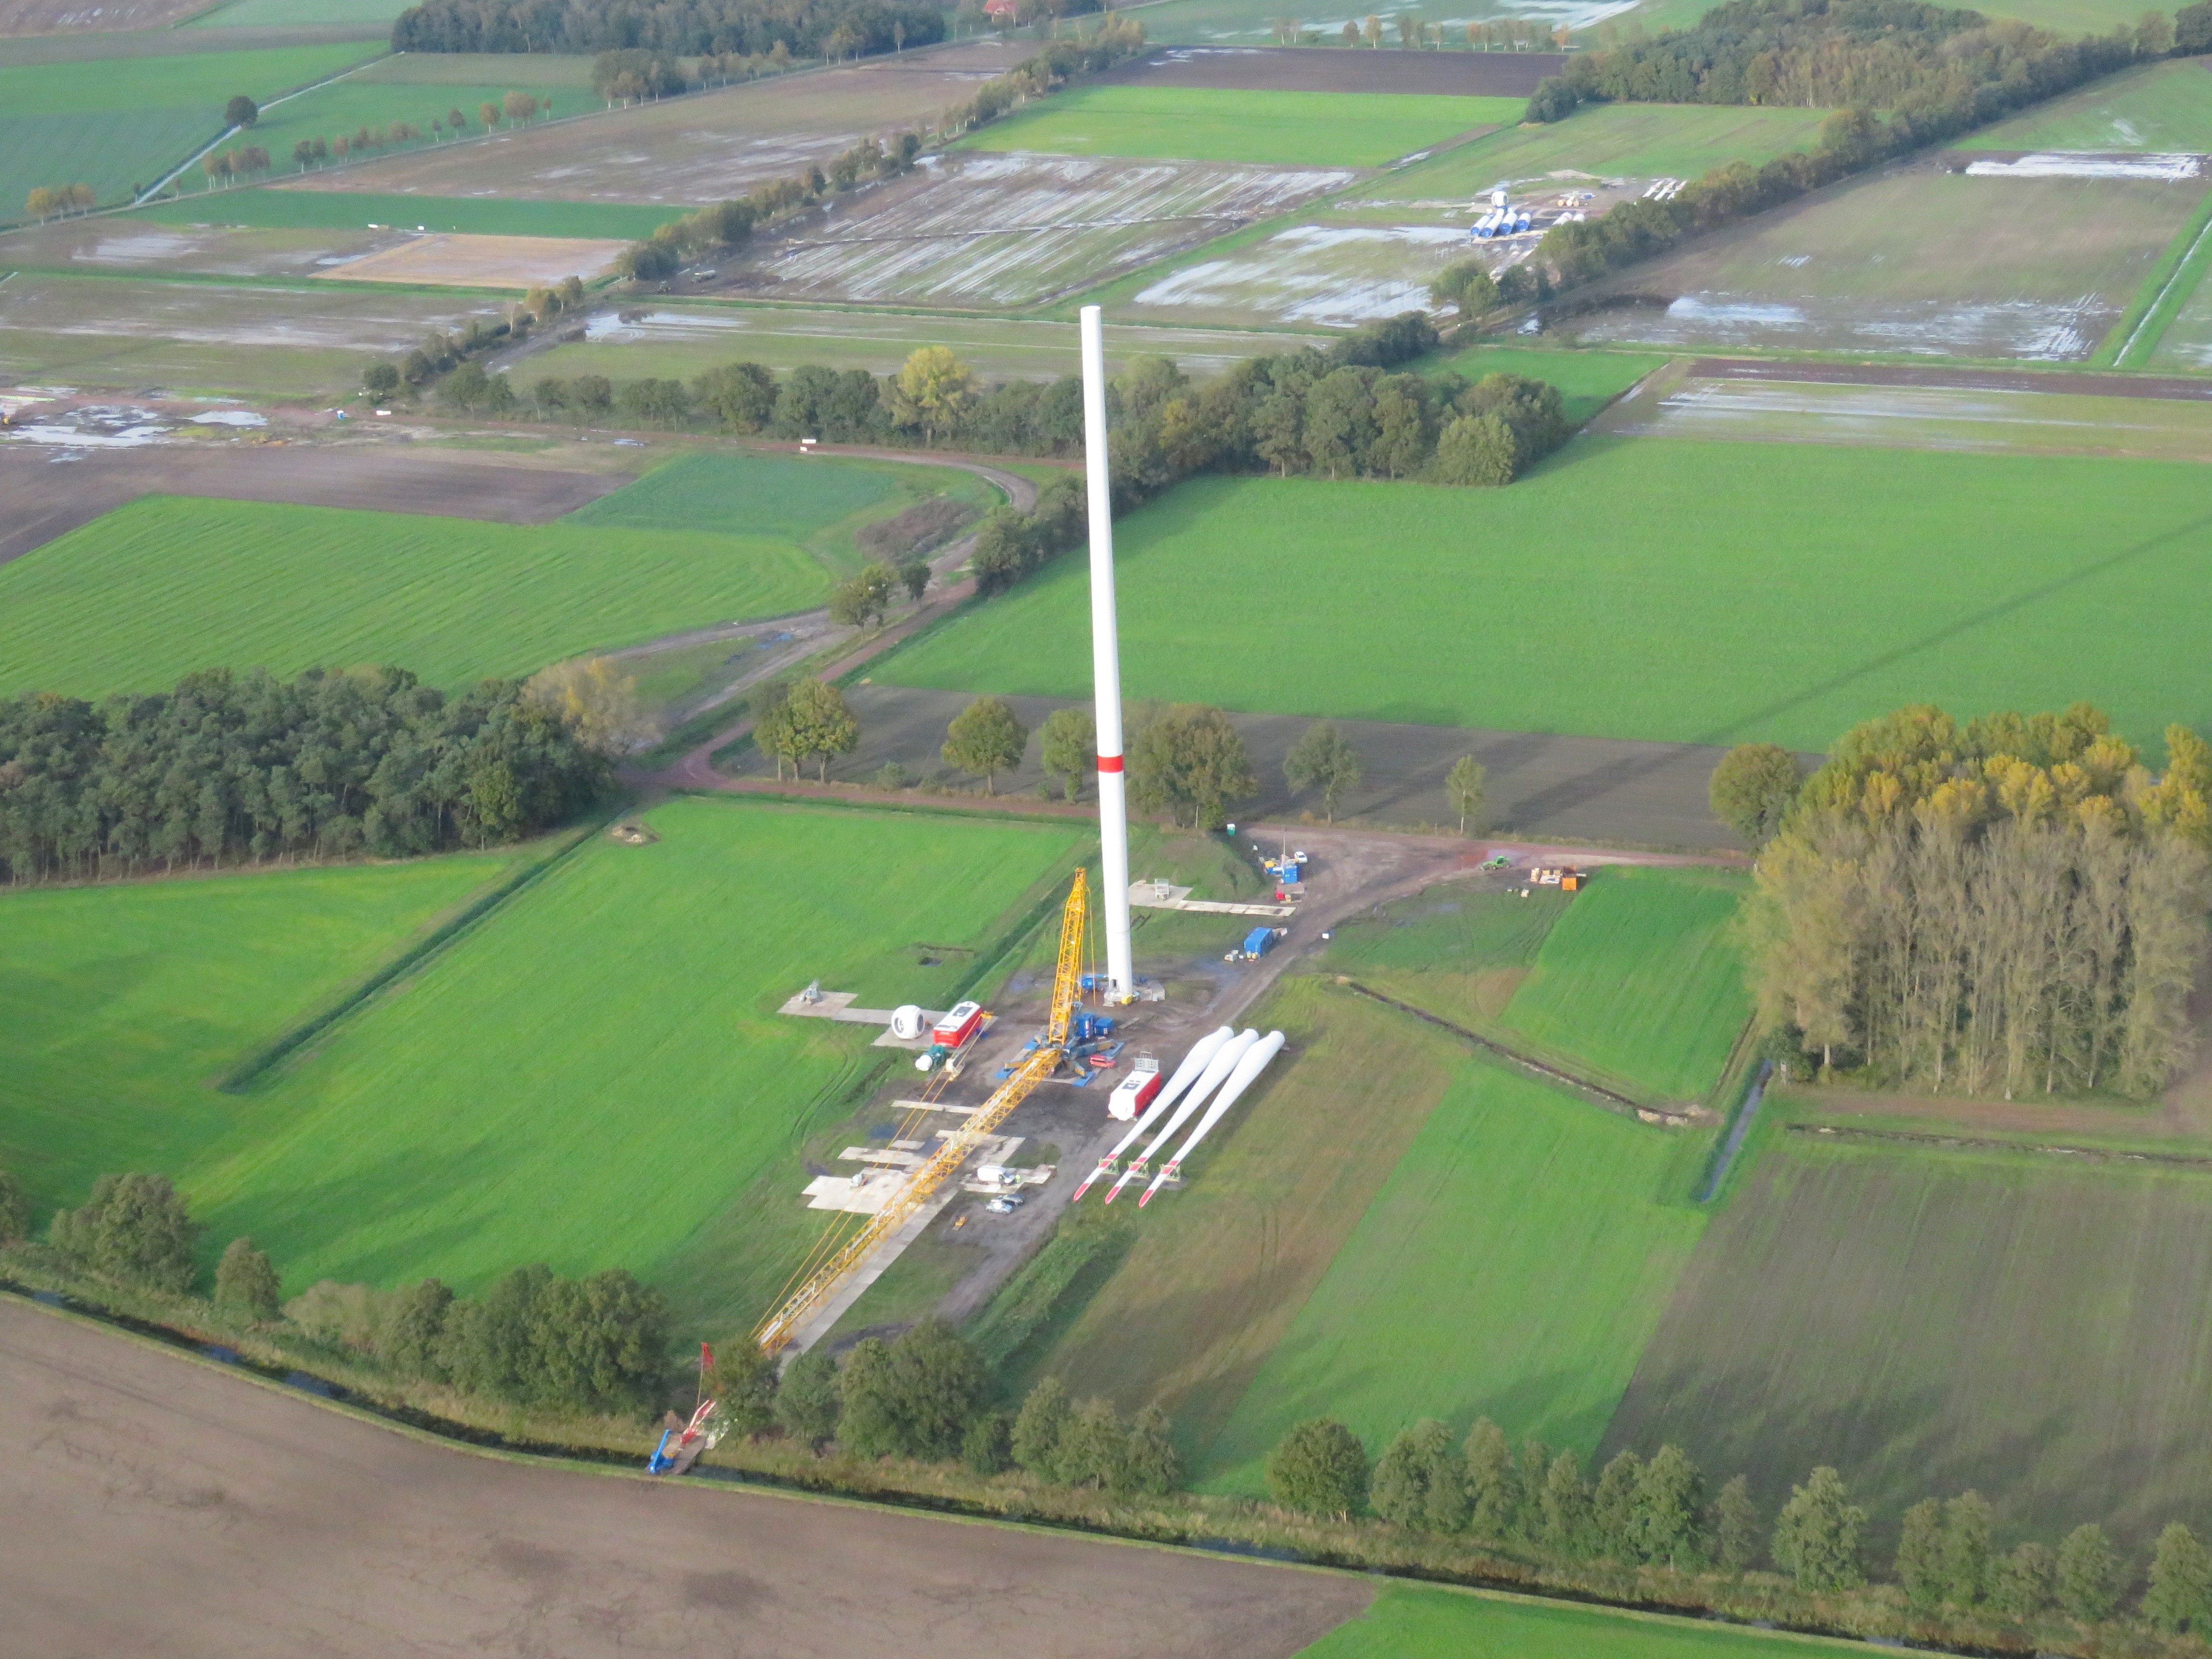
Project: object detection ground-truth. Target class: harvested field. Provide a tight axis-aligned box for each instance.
[0,0,206,32]
[0,852,523,1217]
[0,40,380,210]
[1565,165,2206,360]
[188,0,412,24]
[875,442,2212,752]
[1098,43,1566,95]
[1128,217,1478,326]
[0,217,397,276]
[3,1298,1368,1659]
[727,152,1354,308]
[313,230,626,287]
[1363,101,1834,202]
[182,798,1088,1329]
[822,684,1751,849]
[1958,57,2212,153]
[0,493,830,697]
[1599,363,2212,461]
[1296,1581,1870,1659]
[0,441,625,565]
[301,40,1032,205]
[1604,1139,2212,1546]
[0,270,507,367]
[527,303,1319,381]
[954,84,1520,168]
[140,187,678,239]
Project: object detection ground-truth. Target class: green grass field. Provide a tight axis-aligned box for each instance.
[572,449,998,575]
[1499,868,1750,1103]
[956,84,1520,168]
[1197,1042,1708,1493]
[1429,345,1667,424]
[0,495,830,700]
[1605,1138,2212,1546]
[1297,1584,1869,1659]
[0,853,523,1218]
[191,0,413,24]
[1370,102,1832,198]
[877,440,2212,752]
[129,187,676,240]
[1958,57,2212,152]
[235,69,587,178]
[0,42,381,211]
[183,798,1089,1328]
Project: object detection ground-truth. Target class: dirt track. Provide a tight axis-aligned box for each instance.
[0,442,624,565]
[2,1296,1371,1659]
[1100,44,1566,95]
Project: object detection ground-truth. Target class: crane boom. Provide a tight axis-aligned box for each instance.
[753,869,1090,1354]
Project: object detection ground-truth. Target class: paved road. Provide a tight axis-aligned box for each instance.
[2,1296,1371,1659]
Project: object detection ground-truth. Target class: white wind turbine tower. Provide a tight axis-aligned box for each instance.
[1079,303,1133,1001]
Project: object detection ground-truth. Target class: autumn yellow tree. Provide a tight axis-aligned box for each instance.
[890,346,977,445]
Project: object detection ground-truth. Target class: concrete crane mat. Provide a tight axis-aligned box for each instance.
[0,1296,1371,1658]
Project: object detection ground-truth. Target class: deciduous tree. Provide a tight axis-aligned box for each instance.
[776,1346,842,1446]
[1012,1375,1071,1477]
[225,95,259,129]
[1040,706,1096,802]
[0,1168,30,1242]
[1772,1466,1864,1591]
[2057,1522,2121,1622]
[1715,1474,1760,1572]
[49,1173,198,1292]
[1129,704,1255,830]
[214,1237,281,1320]
[2145,1521,2212,1633]
[1447,754,1487,834]
[1267,1418,1368,1517]
[1990,1541,2056,1618]
[1710,742,1803,847]
[1285,720,1362,822]
[890,346,976,443]
[943,696,1028,793]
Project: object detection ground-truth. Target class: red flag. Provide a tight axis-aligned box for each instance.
[700,1341,714,1372]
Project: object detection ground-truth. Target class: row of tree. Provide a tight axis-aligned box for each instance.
[23,183,95,220]
[392,0,945,61]
[1515,1,2173,298]
[0,665,611,885]
[1264,1413,2212,1634]
[1529,0,2174,117]
[1741,704,2211,1095]
[1299,13,1564,48]
[364,280,586,402]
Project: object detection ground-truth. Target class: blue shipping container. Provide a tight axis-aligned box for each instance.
[1243,927,1276,957]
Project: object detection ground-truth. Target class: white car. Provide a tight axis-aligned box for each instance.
[986,1195,1024,1214]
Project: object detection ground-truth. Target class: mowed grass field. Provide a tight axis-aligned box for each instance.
[574,449,999,575]
[1500,868,1750,1103]
[878,441,2212,752]
[183,799,1090,1326]
[1199,1046,1707,1493]
[1297,1583,1871,1659]
[1958,57,2212,152]
[0,41,381,210]
[0,853,524,1218]
[1604,1139,2212,1545]
[132,187,676,240]
[239,60,590,176]
[1370,102,1832,198]
[955,85,1522,168]
[1022,977,1709,1492]
[0,493,835,699]
[1431,345,1666,424]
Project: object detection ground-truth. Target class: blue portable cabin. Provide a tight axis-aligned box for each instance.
[1242,926,1276,958]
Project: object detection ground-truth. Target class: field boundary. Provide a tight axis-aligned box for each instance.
[1339,977,1698,1123]
[2111,183,2212,367]
[215,814,607,1091]
[1787,1120,2212,1168]
[134,48,394,210]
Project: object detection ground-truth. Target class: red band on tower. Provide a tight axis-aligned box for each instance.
[1097,754,1125,774]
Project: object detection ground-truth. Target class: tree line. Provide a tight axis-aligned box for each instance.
[0,665,611,885]
[1515,0,2170,297]
[1730,703,2211,1095]
[4,1167,670,1417]
[595,16,1148,282]
[392,0,944,61]
[273,92,551,179]
[1263,1411,2212,1640]
[23,183,95,221]
[430,328,1573,527]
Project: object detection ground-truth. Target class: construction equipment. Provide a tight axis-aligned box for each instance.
[752,869,1091,1354]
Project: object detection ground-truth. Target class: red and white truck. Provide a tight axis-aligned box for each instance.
[1107,1055,1163,1121]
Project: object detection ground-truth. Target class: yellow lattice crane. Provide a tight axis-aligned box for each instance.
[753,869,1090,1355]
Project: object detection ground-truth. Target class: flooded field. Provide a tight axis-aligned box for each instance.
[0,219,401,277]
[724,151,1353,307]
[1562,166,2205,360]
[1130,220,1481,326]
